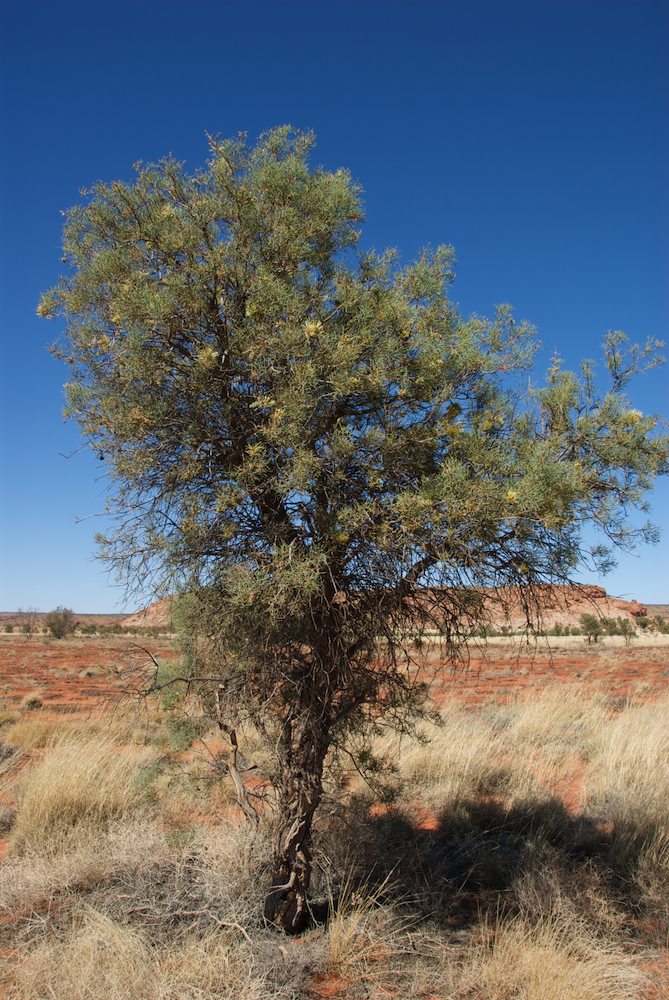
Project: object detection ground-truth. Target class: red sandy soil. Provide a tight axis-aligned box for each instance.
[420,639,669,708]
[0,635,179,712]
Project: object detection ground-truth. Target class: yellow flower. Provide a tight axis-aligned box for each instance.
[197,346,219,369]
[506,489,518,502]
[304,319,322,339]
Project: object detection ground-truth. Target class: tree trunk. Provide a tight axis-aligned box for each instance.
[264,724,328,934]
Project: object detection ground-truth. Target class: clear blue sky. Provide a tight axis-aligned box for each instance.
[1,0,667,612]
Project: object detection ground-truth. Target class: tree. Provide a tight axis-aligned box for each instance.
[17,607,40,636]
[40,127,668,933]
[617,617,637,645]
[580,613,605,644]
[45,606,77,639]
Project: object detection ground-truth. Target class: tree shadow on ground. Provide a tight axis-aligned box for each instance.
[320,792,660,932]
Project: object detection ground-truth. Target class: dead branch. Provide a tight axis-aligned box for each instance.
[215,686,260,825]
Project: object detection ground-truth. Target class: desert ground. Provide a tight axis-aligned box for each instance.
[0,626,668,998]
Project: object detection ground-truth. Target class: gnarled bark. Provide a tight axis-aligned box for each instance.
[264,721,328,934]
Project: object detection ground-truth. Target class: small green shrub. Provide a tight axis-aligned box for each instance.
[45,606,77,638]
[165,715,204,753]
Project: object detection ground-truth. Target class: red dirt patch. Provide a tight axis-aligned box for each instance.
[308,972,350,999]
[0,635,178,713]
[420,639,669,709]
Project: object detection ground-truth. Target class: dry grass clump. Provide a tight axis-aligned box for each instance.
[634,830,669,943]
[585,693,669,835]
[384,705,543,812]
[19,690,43,711]
[453,910,646,1000]
[2,708,150,751]
[583,692,669,934]
[10,737,148,854]
[323,875,405,979]
[3,716,65,749]
[0,819,308,1000]
[0,814,275,941]
[0,818,170,914]
[9,907,302,1000]
[13,908,153,999]
[503,684,609,758]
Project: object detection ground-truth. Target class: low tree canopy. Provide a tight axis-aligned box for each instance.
[41,126,668,931]
[45,606,77,639]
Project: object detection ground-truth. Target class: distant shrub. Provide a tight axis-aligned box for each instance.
[80,622,98,635]
[45,606,77,639]
[18,607,40,636]
[3,624,14,633]
[617,618,637,644]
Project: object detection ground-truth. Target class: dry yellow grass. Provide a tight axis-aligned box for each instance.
[455,911,646,1000]
[9,907,298,1000]
[10,737,149,854]
[323,874,403,978]
[1,683,668,999]
[379,706,539,811]
[585,693,669,833]
[3,708,149,750]
[505,684,609,758]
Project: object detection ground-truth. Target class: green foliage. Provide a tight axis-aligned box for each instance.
[617,618,638,643]
[132,759,164,804]
[154,659,189,711]
[578,615,638,643]
[637,614,669,635]
[45,607,77,639]
[580,614,605,643]
[603,617,637,639]
[164,715,204,753]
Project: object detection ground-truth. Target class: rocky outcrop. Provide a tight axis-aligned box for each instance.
[482,584,646,632]
[123,597,174,629]
[124,585,646,634]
